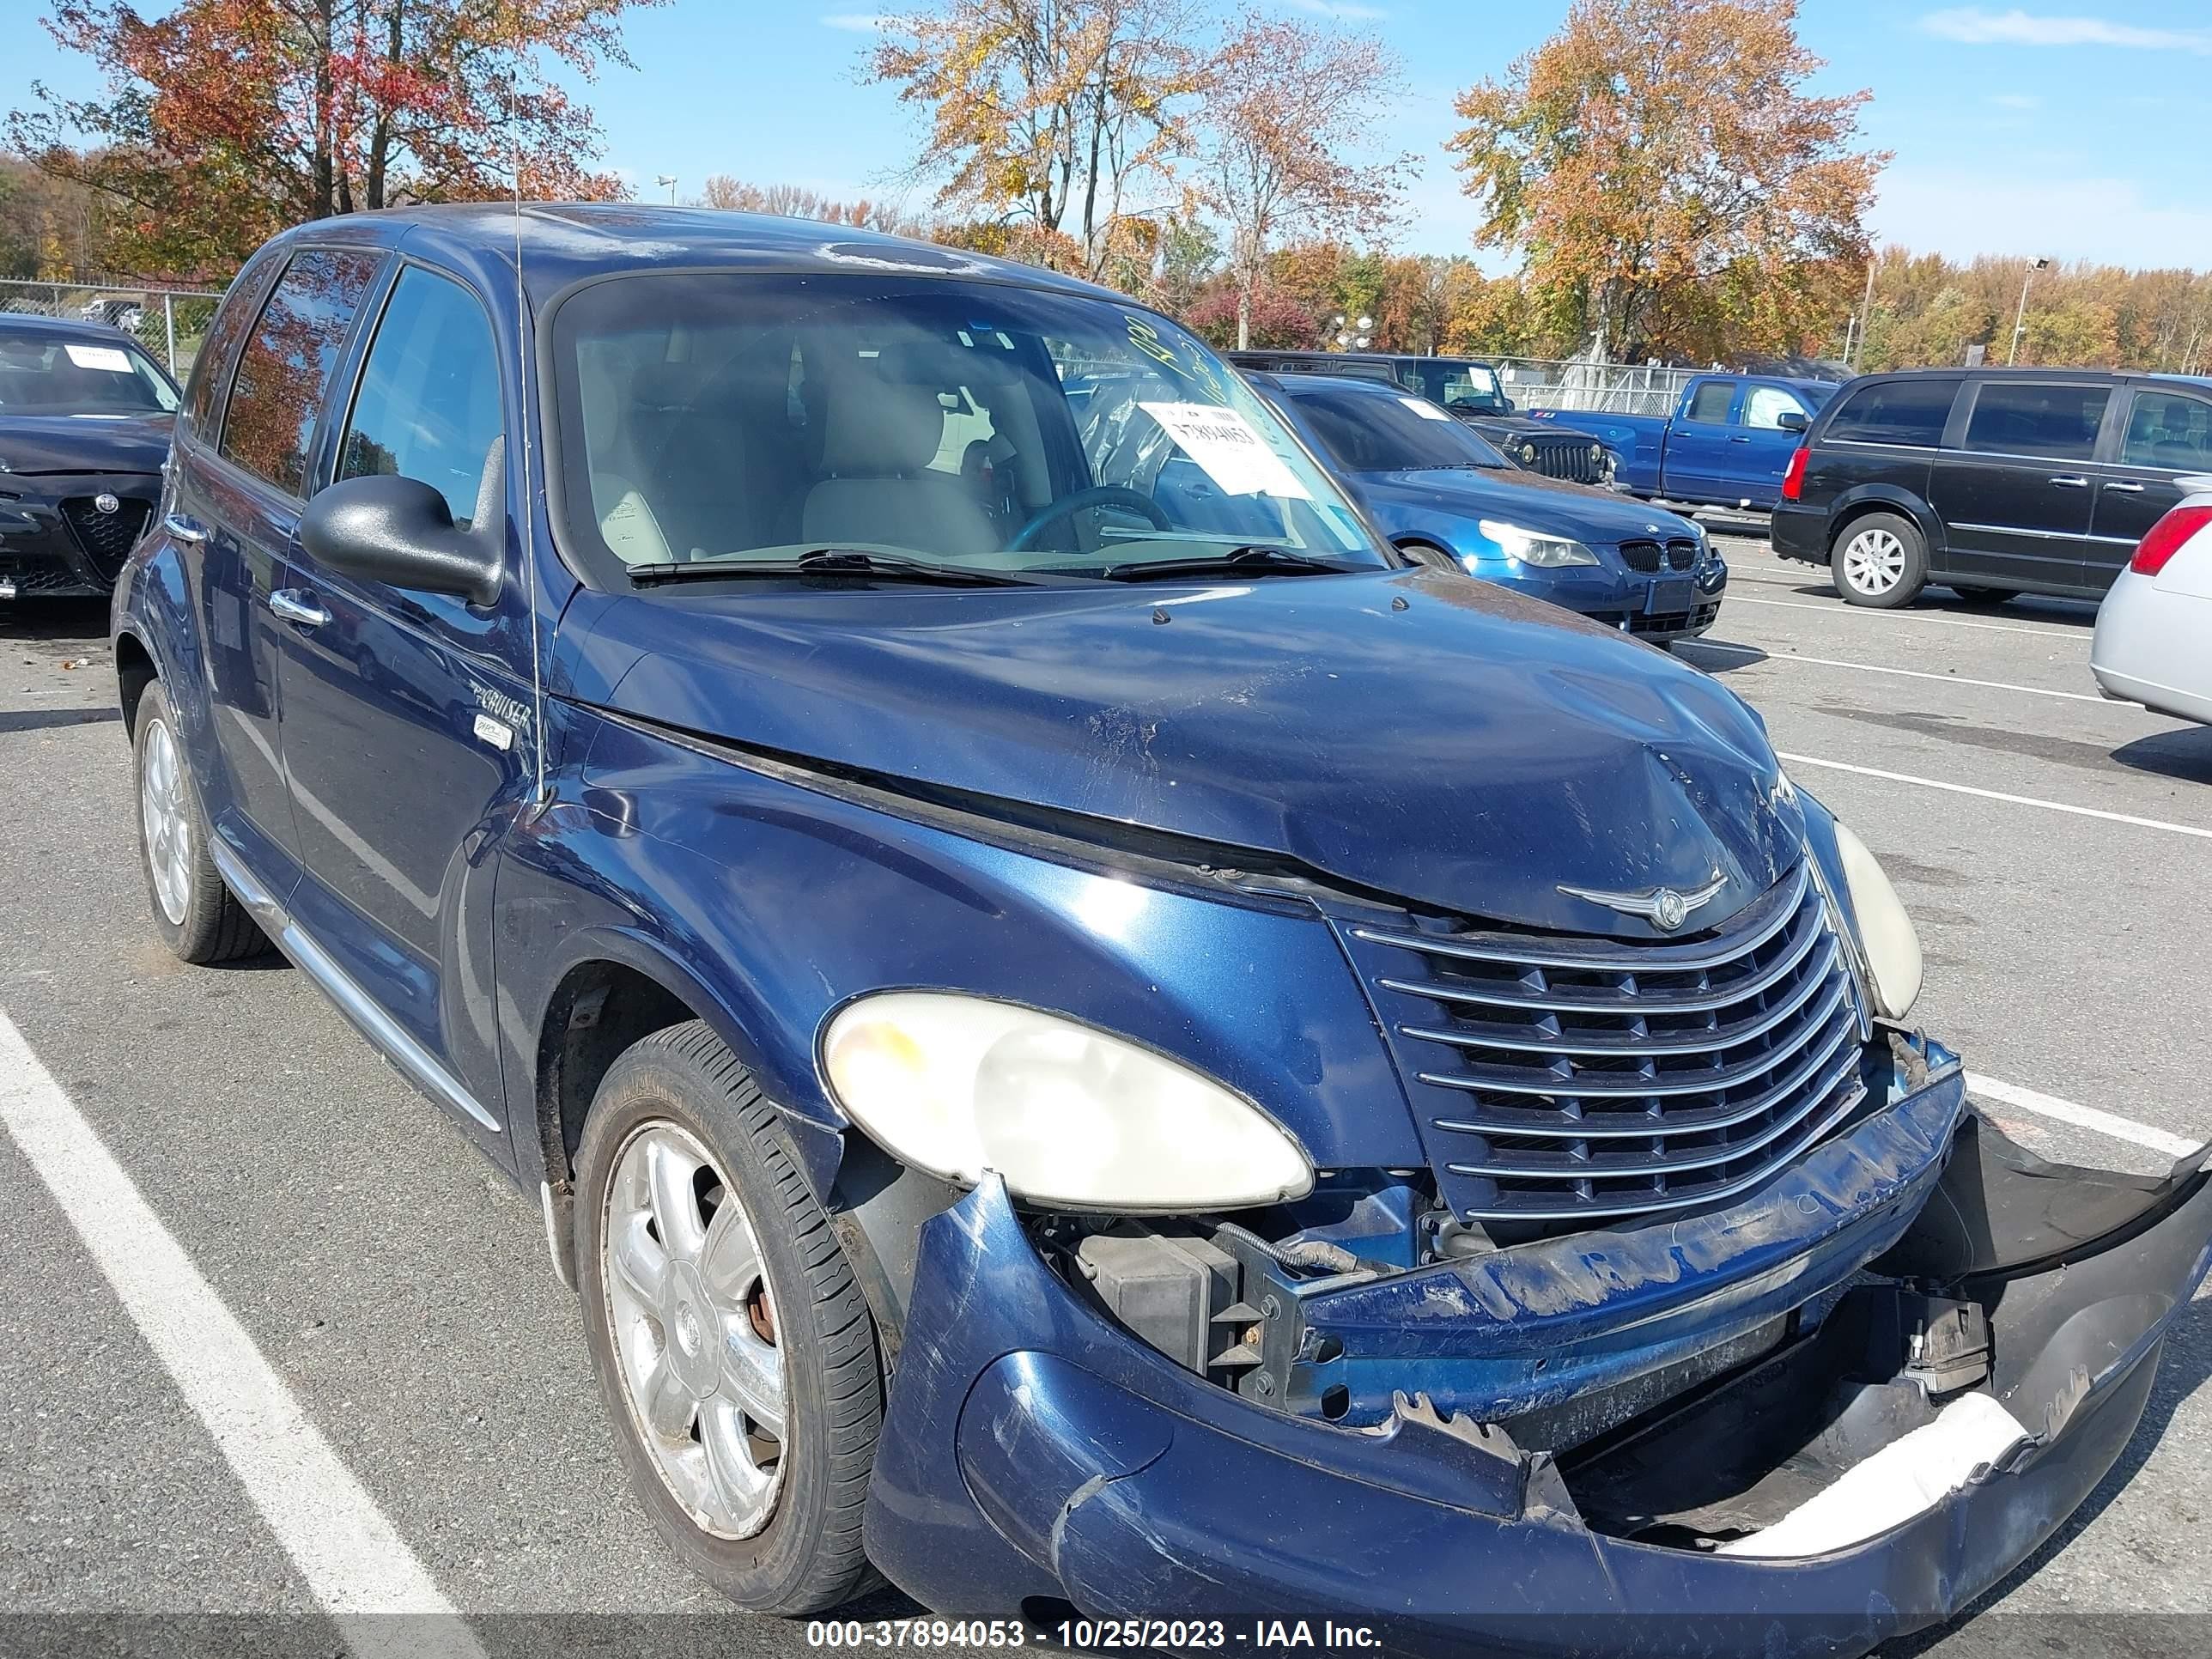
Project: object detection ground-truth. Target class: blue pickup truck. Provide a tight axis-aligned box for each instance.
[1536,374,1840,510]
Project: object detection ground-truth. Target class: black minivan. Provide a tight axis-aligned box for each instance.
[1771,368,2212,606]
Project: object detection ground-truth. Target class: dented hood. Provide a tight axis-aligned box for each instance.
[0,411,172,475]
[564,566,1802,933]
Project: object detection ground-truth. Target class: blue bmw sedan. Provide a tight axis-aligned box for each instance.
[1257,371,1729,643]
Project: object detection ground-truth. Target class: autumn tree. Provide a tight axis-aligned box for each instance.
[1201,10,1412,349]
[1446,0,1884,362]
[866,0,1206,278]
[9,0,652,277]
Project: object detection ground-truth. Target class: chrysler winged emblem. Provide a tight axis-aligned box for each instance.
[1558,874,1727,933]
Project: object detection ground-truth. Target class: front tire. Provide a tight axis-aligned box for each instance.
[1831,512,1928,608]
[132,682,266,964]
[574,1022,884,1614]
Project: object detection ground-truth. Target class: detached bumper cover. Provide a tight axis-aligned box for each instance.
[864,1069,2212,1657]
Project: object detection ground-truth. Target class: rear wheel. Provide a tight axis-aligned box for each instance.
[1831,513,1928,608]
[132,682,266,963]
[574,1022,884,1613]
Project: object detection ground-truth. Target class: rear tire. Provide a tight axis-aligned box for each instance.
[132,682,267,964]
[1831,512,1928,608]
[1949,586,2020,606]
[574,1022,884,1614]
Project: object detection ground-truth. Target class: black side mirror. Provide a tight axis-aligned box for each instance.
[1777,410,1809,433]
[1498,396,1516,413]
[299,448,504,607]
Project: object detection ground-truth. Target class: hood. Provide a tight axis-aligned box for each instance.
[0,411,173,475]
[1357,468,1699,544]
[565,568,1800,935]
[1461,411,1599,443]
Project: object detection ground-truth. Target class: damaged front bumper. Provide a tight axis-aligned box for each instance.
[861,1054,2212,1656]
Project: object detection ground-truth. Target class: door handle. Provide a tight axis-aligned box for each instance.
[269,589,331,628]
[2103,481,2146,493]
[163,513,209,544]
[1729,435,1752,443]
[2048,476,2088,488]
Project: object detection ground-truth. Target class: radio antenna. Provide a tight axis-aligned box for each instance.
[511,13,549,809]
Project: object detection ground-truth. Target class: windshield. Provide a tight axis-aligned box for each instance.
[1279,384,1509,472]
[546,272,1385,584]
[0,331,179,416]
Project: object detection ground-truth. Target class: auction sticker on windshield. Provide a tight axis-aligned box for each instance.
[1140,401,1313,500]
[64,343,134,372]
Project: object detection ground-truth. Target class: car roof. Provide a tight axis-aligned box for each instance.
[1266,371,1406,395]
[1845,365,2200,386]
[0,311,145,345]
[255,202,1133,308]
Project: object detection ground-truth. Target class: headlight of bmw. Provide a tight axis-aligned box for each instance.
[821,993,1315,1211]
[1478,518,1599,568]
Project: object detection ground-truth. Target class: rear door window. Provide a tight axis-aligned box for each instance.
[2119,388,2212,471]
[1961,382,2111,460]
[218,248,382,495]
[1686,380,1735,423]
[337,266,503,528]
[1824,380,1958,447]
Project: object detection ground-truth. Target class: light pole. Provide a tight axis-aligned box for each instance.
[658,173,678,205]
[2008,257,2051,367]
[1329,313,1374,350]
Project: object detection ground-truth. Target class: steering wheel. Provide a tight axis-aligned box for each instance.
[1007,485,1171,550]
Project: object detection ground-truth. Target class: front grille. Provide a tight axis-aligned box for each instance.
[1617,538,1701,574]
[1627,601,1720,637]
[1340,860,1869,1224]
[1520,439,1602,484]
[62,495,152,579]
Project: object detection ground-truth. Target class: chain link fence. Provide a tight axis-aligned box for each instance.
[0,278,229,383]
[1490,357,1704,419]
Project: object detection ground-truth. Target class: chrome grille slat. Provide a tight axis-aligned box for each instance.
[1430,1003,1862,1139]
[1337,858,1870,1224]
[1351,861,1810,975]
[1444,1064,1867,1182]
[1398,933,1838,1059]
[1372,890,1825,1015]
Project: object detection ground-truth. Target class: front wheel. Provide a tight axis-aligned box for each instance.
[1831,512,1928,608]
[574,1022,884,1613]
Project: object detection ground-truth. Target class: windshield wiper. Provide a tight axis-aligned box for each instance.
[627,549,1038,588]
[1097,546,1355,582]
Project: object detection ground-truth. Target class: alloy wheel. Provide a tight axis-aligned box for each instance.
[1840,528,1906,597]
[601,1121,787,1540]
[140,718,192,926]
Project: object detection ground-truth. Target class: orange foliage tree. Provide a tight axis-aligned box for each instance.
[866,0,1206,278]
[9,0,652,277]
[1446,0,1884,362]
[1201,9,1413,349]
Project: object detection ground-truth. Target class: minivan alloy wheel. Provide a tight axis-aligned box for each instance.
[602,1120,788,1540]
[1840,527,1906,596]
[139,717,192,925]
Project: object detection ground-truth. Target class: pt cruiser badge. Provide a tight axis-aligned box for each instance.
[1558,873,1727,931]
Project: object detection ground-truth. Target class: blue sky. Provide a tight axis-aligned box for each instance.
[12,2,2209,270]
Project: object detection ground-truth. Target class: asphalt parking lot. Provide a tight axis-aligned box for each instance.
[3,540,2209,1658]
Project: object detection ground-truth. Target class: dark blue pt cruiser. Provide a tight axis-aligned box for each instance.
[112,205,2212,1655]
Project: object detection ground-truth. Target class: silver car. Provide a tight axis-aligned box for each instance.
[2092,477,2212,725]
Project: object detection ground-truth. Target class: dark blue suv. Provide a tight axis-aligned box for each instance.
[113,205,2212,1654]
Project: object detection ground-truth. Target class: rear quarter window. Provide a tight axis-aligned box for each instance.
[1823,380,1959,448]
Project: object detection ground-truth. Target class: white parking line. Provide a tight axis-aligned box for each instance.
[1678,639,2109,704]
[1777,752,2212,841]
[1969,1073,2201,1159]
[1729,593,2090,641]
[0,1005,485,1659]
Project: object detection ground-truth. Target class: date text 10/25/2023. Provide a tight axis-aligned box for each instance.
[805,1619,1384,1650]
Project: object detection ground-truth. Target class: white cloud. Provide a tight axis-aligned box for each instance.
[820,12,891,31]
[1281,0,1391,19]
[1873,167,2212,270]
[1920,9,2212,53]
